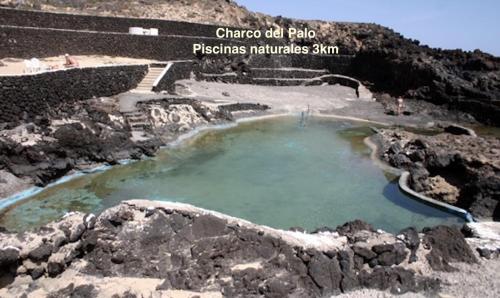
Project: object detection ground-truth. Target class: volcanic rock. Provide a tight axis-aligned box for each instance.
[423,225,477,271]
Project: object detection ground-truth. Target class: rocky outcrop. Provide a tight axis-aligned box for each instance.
[348,42,500,126]
[423,225,478,271]
[376,128,500,219]
[0,200,487,297]
[0,99,160,188]
[0,95,273,194]
[422,175,461,204]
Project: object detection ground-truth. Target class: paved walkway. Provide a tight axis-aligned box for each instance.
[117,92,171,113]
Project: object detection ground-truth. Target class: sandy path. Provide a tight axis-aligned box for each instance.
[179,79,363,114]
[176,80,447,128]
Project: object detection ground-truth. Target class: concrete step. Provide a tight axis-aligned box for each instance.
[130,123,151,130]
[127,117,148,123]
[123,113,144,117]
[127,117,148,122]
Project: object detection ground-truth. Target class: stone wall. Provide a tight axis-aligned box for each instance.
[0,26,240,60]
[0,7,224,36]
[246,54,354,74]
[291,54,354,74]
[0,65,147,124]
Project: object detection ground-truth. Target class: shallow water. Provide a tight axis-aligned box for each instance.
[0,117,464,233]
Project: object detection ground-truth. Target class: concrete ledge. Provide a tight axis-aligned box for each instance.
[399,171,474,222]
[365,132,474,222]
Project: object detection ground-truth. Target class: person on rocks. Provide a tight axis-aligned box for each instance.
[396,97,404,115]
[63,54,79,68]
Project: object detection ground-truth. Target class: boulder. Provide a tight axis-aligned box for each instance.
[398,227,420,263]
[30,266,45,280]
[47,257,65,277]
[28,243,53,262]
[444,124,476,137]
[372,243,408,266]
[423,225,477,271]
[352,245,377,261]
[307,253,342,295]
[422,176,460,204]
[69,223,86,243]
[0,247,20,267]
[83,214,97,229]
[336,220,374,238]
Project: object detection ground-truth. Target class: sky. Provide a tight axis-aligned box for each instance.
[235,0,500,56]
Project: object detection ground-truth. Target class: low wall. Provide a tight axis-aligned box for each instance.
[0,7,225,37]
[0,26,240,60]
[0,64,147,124]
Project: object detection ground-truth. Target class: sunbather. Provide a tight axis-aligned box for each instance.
[63,54,79,68]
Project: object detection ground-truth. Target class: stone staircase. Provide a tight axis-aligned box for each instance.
[133,66,166,93]
[123,111,151,132]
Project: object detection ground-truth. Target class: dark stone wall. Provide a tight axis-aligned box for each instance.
[153,61,194,93]
[0,26,240,60]
[291,54,354,74]
[456,99,500,126]
[247,54,353,74]
[0,7,225,37]
[0,65,147,124]
[248,55,293,68]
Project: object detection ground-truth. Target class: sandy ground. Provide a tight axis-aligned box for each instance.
[178,79,363,114]
[0,55,158,75]
[175,80,447,128]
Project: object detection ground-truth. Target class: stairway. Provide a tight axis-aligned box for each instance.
[133,66,166,93]
[123,111,151,131]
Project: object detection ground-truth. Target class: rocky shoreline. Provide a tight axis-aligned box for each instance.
[1,200,499,297]
[373,126,500,220]
[0,94,271,200]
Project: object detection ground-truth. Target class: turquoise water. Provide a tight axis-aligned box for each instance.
[0,117,464,233]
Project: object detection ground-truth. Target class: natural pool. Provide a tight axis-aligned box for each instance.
[0,117,464,233]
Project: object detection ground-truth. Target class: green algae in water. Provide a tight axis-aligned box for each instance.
[0,117,464,233]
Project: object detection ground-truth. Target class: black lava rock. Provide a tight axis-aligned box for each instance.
[28,243,53,262]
